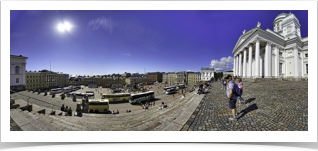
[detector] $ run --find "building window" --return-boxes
[279,63,282,74]
[277,23,279,30]
[16,78,19,83]
[15,66,20,74]
[306,64,308,74]
[305,54,308,57]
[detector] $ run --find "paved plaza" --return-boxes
[10,80,308,131]
[181,79,308,131]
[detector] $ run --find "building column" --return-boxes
[294,47,300,78]
[248,44,253,78]
[243,48,247,78]
[239,52,242,77]
[275,46,280,78]
[236,55,239,76]
[233,55,236,76]
[301,50,304,78]
[11,65,14,74]
[255,38,260,78]
[268,43,272,78]
[265,42,272,78]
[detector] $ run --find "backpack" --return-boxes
[233,82,242,96]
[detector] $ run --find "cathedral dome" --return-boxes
[273,12,288,24]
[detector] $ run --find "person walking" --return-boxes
[224,75,238,121]
[237,78,245,104]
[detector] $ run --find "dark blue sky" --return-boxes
[10,10,308,75]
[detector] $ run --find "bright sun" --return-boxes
[57,22,72,32]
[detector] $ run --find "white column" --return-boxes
[11,65,14,74]
[233,55,236,76]
[234,55,238,76]
[275,46,280,78]
[248,44,253,78]
[268,43,272,78]
[294,47,300,78]
[243,48,247,77]
[239,52,242,77]
[265,42,272,78]
[236,54,240,76]
[301,51,304,78]
[255,38,260,78]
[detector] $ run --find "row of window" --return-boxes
[27,84,44,87]
[279,63,308,74]
[26,79,59,82]
[279,52,308,58]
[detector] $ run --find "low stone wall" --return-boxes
[10,85,26,91]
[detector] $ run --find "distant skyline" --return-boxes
[10,10,308,75]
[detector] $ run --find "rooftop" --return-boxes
[201,67,214,70]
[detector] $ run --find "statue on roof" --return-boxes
[257,22,261,28]
[242,29,246,34]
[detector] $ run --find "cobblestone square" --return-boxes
[181,80,308,131]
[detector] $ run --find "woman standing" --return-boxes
[237,78,245,104]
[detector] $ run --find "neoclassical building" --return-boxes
[10,55,28,91]
[201,67,214,81]
[232,12,308,79]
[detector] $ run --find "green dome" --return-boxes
[273,12,288,24]
[275,12,288,18]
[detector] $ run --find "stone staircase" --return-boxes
[11,89,204,131]
[55,91,199,131]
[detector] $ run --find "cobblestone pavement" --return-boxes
[181,80,308,131]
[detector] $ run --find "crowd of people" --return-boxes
[60,104,72,116]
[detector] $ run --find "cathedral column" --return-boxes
[275,45,280,78]
[248,44,253,78]
[265,42,272,78]
[233,55,236,77]
[239,52,242,77]
[294,47,300,78]
[243,48,247,77]
[301,50,304,78]
[255,38,260,78]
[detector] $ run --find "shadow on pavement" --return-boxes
[237,103,258,120]
[245,98,256,104]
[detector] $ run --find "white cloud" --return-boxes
[88,16,113,34]
[210,56,234,72]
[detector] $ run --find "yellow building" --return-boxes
[162,73,168,83]
[176,72,186,83]
[25,69,69,90]
[187,72,201,85]
[167,72,177,84]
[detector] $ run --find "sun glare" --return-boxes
[57,22,72,32]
